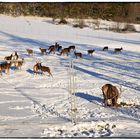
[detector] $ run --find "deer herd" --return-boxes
[0,42,124,108]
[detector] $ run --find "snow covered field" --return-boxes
[0,15,140,138]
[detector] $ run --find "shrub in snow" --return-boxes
[73,19,88,29]
[58,18,68,24]
[122,24,136,32]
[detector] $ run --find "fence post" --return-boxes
[69,59,77,125]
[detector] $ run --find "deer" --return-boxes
[69,45,75,51]
[48,45,55,51]
[60,48,70,56]
[87,49,95,56]
[15,58,24,70]
[103,46,108,51]
[4,54,13,61]
[101,84,120,107]
[54,42,59,50]
[39,48,47,55]
[53,42,62,52]
[39,63,53,77]
[26,49,33,56]
[12,51,19,66]
[33,62,41,74]
[74,52,82,58]
[48,47,56,54]
[57,45,62,52]
[114,47,123,53]
[33,62,53,77]
[12,51,19,60]
[0,61,12,75]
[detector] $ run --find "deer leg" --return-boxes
[110,99,113,106]
[48,71,53,77]
[103,95,108,107]
[41,71,44,75]
[104,99,108,107]
[7,69,10,75]
[112,98,116,107]
[114,96,118,107]
[0,70,2,76]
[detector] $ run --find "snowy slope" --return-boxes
[0,15,140,137]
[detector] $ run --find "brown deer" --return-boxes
[69,45,75,51]
[114,47,123,53]
[60,48,70,56]
[48,45,55,51]
[53,43,62,52]
[101,84,120,107]
[87,49,95,56]
[40,63,53,77]
[57,45,62,52]
[4,54,13,61]
[0,62,12,75]
[13,51,19,60]
[26,49,33,55]
[15,58,24,70]
[33,62,41,74]
[48,47,55,54]
[39,48,47,55]
[74,52,82,58]
[12,51,19,66]
[54,42,59,50]
[103,46,108,51]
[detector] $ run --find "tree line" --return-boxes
[0,3,139,23]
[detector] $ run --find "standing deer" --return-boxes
[12,51,19,66]
[54,42,59,50]
[26,49,33,56]
[0,62,12,75]
[103,46,108,51]
[74,52,82,58]
[53,42,62,52]
[33,62,41,74]
[114,47,123,53]
[69,45,75,51]
[101,84,120,107]
[15,58,24,70]
[48,45,55,51]
[4,54,13,61]
[60,48,70,56]
[12,51,19,60]
[39,48,47,55]
[48,47,55,54]
[40,63,53,77]
[57,46,62,52]
[87,49,95,56]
